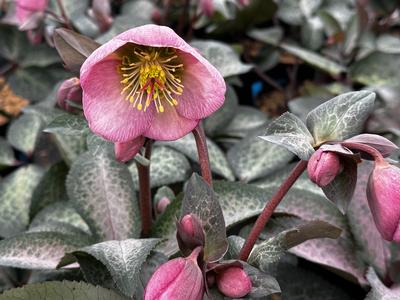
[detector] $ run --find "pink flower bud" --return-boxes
[367,161,400,242]
[176,214,205,256]
[200,0,214,16]
[156,196,171,214]
[57,78,82,112]
[216,266,252,298]
[144,247,205,300]
[307,149,341,187]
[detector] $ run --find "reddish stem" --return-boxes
[192,123,213,187]
[136,139,154,237]
[55,0,72,29]
[341,142,386,164]
[239,160,308,261]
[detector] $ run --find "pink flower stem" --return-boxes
[137,139,154,237]
[341,142,386,164]
[192,123,213,187]
[239,160,308,261]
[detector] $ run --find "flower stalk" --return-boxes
[137,139,154,237]
[239,160,308,261]
[192,124,213,187]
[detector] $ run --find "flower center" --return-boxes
[119,46,184,113]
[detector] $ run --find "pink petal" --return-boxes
[16,0,47,24]
[175,52,226,120]
[144,102,199,140]
[114,136,145,162]
[82,58,155,142]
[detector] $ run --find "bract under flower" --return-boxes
[81,25,226,162]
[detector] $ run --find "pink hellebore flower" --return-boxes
[15,0,48,29]
[367,160,400,242]
[144,247,205,300]
[80,25,225,162]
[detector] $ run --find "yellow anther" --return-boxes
[137,103,143,110]
[159,105,164,113]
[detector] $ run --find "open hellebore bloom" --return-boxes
[80,24,226,162]
[144,246,205,300]
[367,160,400,242]
[307,148,342,187]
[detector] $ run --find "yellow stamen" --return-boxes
[118,46,184,113]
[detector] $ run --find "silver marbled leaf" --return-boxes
[66,151,141,241]
[228,125,293,182]
[160,134,235,181]
[181,174,228,262]
[190,40,252,77]
[365,268,400,300]
[58,239,160,298]
[0,281,127,300]
[248,220,341,270]
[129,146,192,189]
[306,91,376,145]
[0,165,44,238]
[259,112,315,160]
[0,232,90,269]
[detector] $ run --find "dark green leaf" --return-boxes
[247,27,283,46]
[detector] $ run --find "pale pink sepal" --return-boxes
[114,136,145,162]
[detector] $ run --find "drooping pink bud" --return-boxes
[57,77,82,112]
[90,0,113,32]
[367,161,400,242]
[200,0,214,17]
[307,148,342,187]
[176,214,205,256]
[216,266,252,298]
[144,247,205,300]
[156,196,171,214]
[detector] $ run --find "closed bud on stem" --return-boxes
[155,196,171,215]
[57,77,82,112]
[177,214,205,256]
[216,266,252,298]
[307,148,341,187]
[367,160,400,242]
[144,247,205,300]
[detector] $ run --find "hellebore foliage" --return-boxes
[0,0,399,299]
